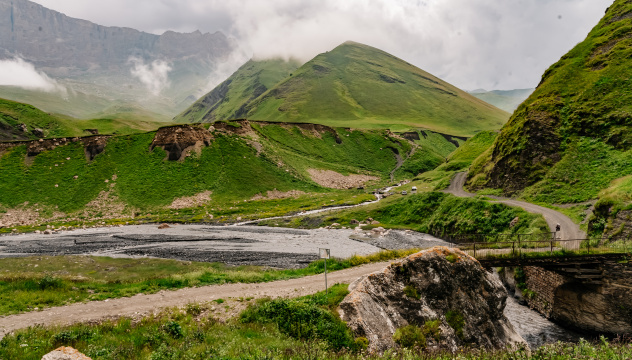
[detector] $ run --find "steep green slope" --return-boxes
[0,98,70,141]
[175,59,301,123]
[184,42,509,136]
[467,0,632,237]
[0,121,441,229]
[246,42,509,136]
[469,89,534,113]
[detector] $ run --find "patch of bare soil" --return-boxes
[250,190,306,201]
[81,191,127,219]
[0,203,65,228]
[307,169,378,189]
[168,191,213,209]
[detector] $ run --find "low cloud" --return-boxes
[33,0,611,90]
[0,57,66,93]
[129,57,172,95]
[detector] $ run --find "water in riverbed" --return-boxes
[504,293,583,349]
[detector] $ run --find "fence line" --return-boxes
[450,238,632,260]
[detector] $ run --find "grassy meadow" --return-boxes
[0,249,418,316]
[0,285,629,359]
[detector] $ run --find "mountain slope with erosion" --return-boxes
[467,0,632,238]
[181,42,509,136]
[0,121,460,230]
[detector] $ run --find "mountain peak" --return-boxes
[178,43,509,136]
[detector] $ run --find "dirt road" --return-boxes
[0,261,390,340]
[444,172,586,243]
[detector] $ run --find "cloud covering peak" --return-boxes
[31,0,612,90]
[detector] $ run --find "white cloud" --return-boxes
[32,0,612,90]
[129,58,172,95]
[0,57,66,93]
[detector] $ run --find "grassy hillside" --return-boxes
[467,0,632,237]
[182,42,509,136]
[175,59,301,123]
[469,89,534,113]
[0,121,460,230]
[0,98,167,141]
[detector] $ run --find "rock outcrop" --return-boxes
[339,247,526,353]
[151,125,213,161]
[41,346,91,360]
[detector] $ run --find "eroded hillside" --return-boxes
[0,121,461,230]
[467,0,632,238]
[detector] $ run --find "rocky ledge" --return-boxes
[339,247,526,353]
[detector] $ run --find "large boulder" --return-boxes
[42,346,91,360]
[339,247,526,353]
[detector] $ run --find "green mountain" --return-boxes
[467,0,632,237]
[174,59,301,123]
[469,89,534,113]
[0,98,166,141]
[180,42,510,137]
[0,121,462,230]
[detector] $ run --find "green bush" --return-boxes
[239,289,357,350]
[445,310,465,340]
[393,325,426,349]
[403,285,420,300]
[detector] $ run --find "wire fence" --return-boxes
[443,232,556,244]
[453,238,632,260]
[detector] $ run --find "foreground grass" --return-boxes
[1,286,630,359]
[0,249,418,316]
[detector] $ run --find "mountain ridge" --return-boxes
[179,41,510,137]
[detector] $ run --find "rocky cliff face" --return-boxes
[339,247,526,353]
[0,0,234,118]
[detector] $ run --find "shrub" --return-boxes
[393,325,426,348]
[445,310,465,340]
[240,298,356,350]
[164,321,183,339]
[403,285,420,299]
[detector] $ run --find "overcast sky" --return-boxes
[31,0,612,91]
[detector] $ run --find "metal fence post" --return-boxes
[473,242,477,258]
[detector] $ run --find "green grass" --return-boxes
[175,59,301,123]
[0,97,167,141]
[470,0,632,200]
[520,138,632,204]
[315,192,548,238]
[1,302,630,359]
[240,284,358,350]
[1,120,452,229]
[204,42,510,136]
[0,249,420,316]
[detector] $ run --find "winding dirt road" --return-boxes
[445,172,586,242]
[0,261,390,340]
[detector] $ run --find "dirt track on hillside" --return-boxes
[445,172,586,244]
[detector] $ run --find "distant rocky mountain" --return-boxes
[179,42,510,137]
[0,0,234,119]
[468,88,534,113]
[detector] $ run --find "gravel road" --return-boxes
[445,172,586,245]
[0,261,391,340]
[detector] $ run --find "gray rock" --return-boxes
[32,128,45,137]
[339,247,526,353]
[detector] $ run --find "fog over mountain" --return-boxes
[0,0,235,119]
[30,0,611,91]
